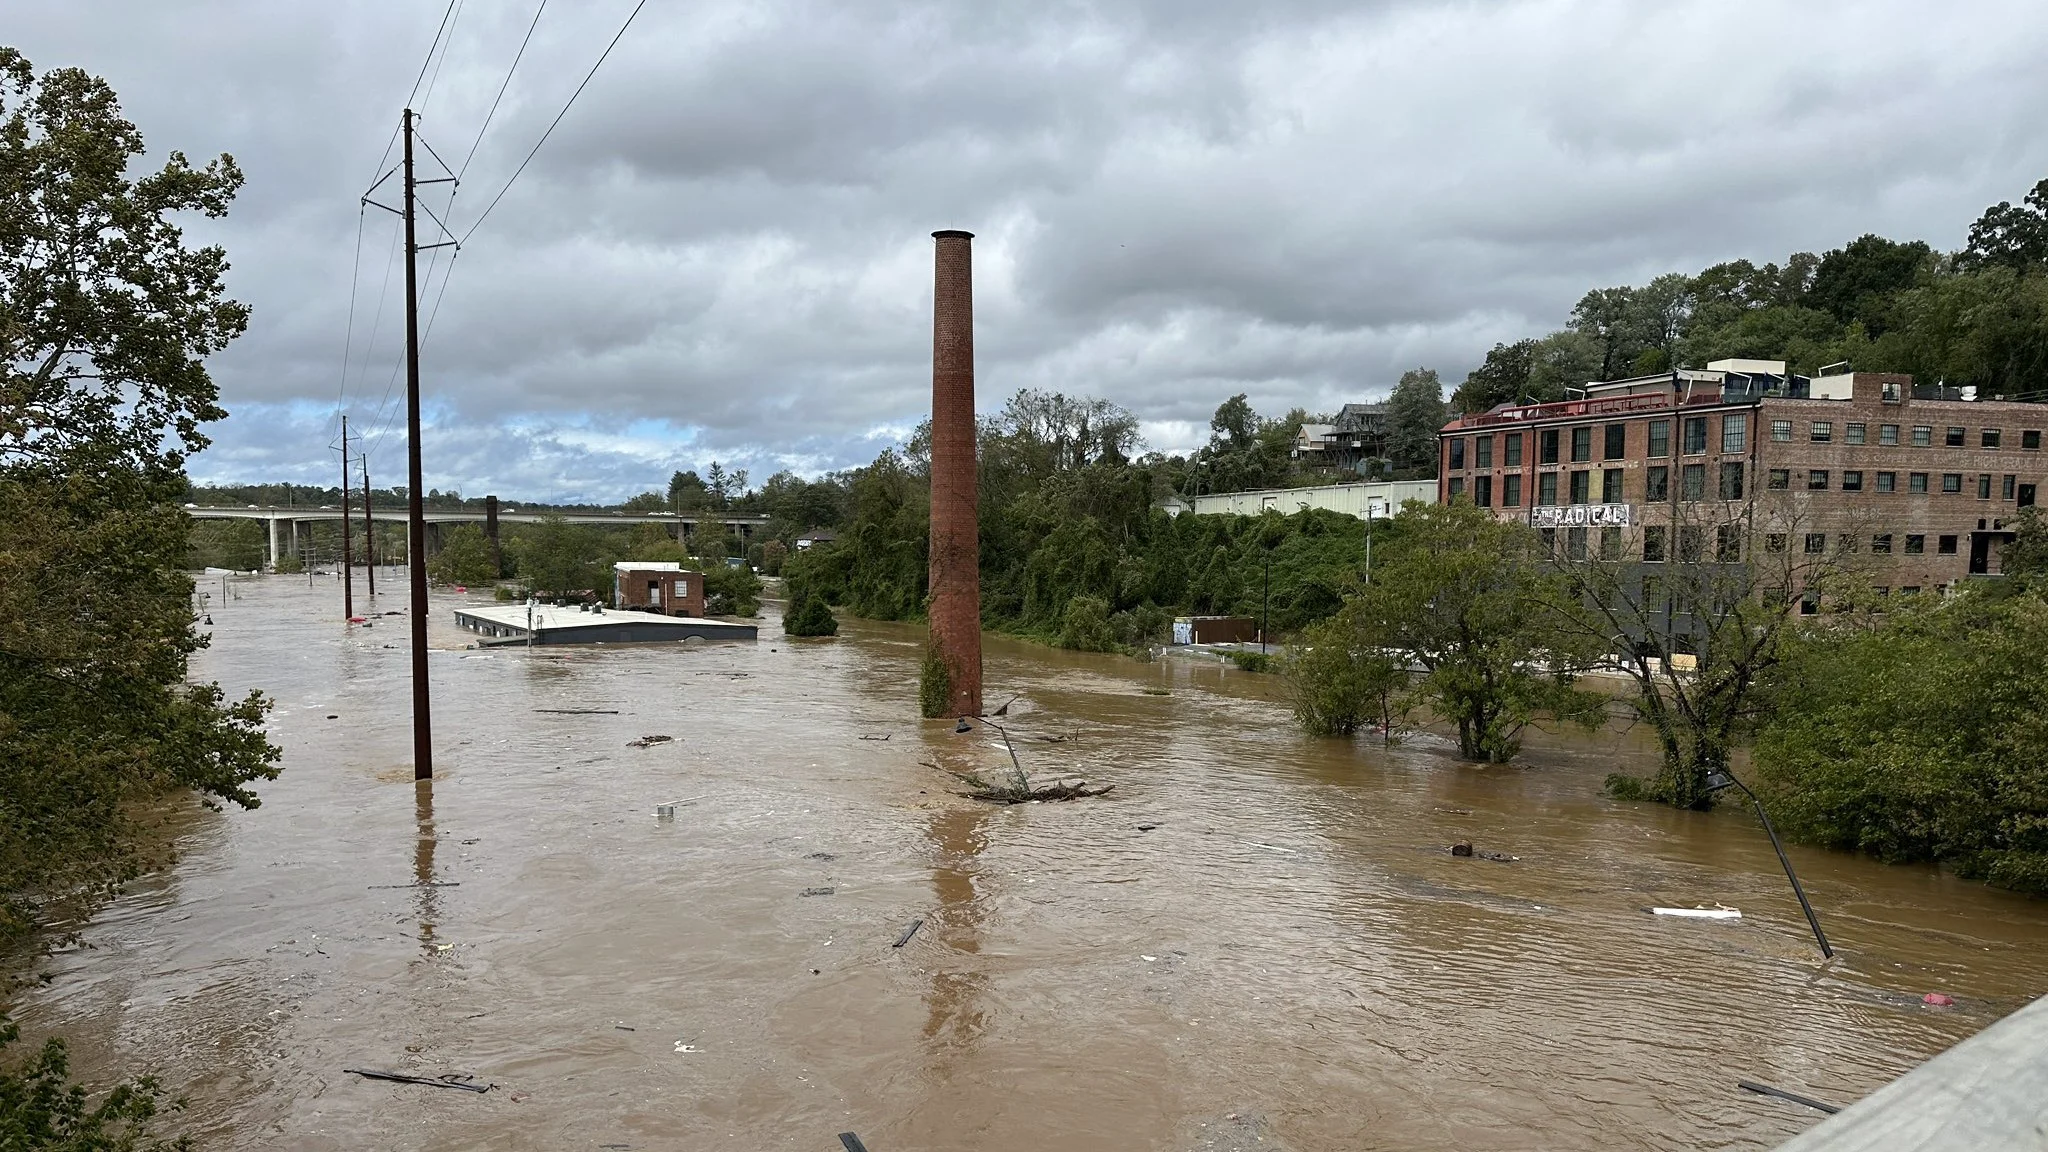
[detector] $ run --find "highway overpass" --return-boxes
[187,505,772,570]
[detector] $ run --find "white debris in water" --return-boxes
[1653,906,1741,919]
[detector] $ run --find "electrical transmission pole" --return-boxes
[402,108,434,781]
[341,414,354,621]
[362,457,375,598]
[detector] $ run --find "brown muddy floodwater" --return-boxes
[13,575,2048,1151]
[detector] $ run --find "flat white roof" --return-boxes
[613,561,684,572]
[454,604,754,632]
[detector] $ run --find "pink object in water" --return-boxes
[455,585,468,593]
[348,616,367,624]
[1923,993,1955,1006]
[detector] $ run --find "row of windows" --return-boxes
[1538,525,1964,565]
[1446,419,2047,470]
[1448,465,2039,507]
[1771,420,2043,449]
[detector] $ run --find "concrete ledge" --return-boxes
[1773,994,2048,1150]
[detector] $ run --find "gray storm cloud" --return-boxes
[12,0,2048,501]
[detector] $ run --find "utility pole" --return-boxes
[362,457,376,598]
[341,414,354,621]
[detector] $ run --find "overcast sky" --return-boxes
[15,1,2048,501]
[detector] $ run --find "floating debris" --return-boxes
[627,735,674,748]
[345,1068,493,1093]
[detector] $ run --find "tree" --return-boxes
[1209,393,1258,450]
[2003,507,2048,586]
[703,563,762,617]
[1806,234,1934,332]
[1284,604,1406,739]
[668,469,710,512]
[0,47,279,944]
[1958,177,2048,274]
[1383,368,1447,477]
[427,524,499,585]
[620,490,666,512]
[508,515,611,597]
[1448,339,1538,414]
[1548,493,1867,809]
[185,518,263,570]
[1347,502,1604,761]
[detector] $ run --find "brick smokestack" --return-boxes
[928,229,981,717]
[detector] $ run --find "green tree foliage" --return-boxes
[620,490,666,512]
[917,641,951,718]
[780,558,838,636]
[184,519,262,570]
[506,515,612,597]
[1344,502,1605,762]
[759,539,789,576]
[1283,605,1405,737]
[702,563,761,617]
[1383,368,1447,477]
[1957,177,2048,274]
[1448,339,1539,414]
[2002,507,2048,586]
[1755,590,2048,894]
[0,47,280,944]
[426,524,499,586]
[0,1017,191,1151]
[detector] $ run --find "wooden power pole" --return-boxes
[401,107,448,782]
[341,414,354,621]
[362,458,375,598]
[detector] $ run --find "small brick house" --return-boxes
[612,562,706,617]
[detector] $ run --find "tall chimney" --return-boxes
[927,229,981,718]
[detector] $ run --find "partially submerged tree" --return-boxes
[1345,501,1605,762]
[427,524,499,586]
[1283,604,1406,740]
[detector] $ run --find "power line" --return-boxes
[461,0,548,179]
[405,0,462,109]
[461,0,648,244]
[331,205,368,442]
[417,0,468,113]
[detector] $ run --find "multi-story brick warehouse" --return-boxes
[1436,359,2047,594]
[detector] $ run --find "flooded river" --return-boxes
[13,575,2047,1150]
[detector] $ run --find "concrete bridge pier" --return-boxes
[267,517,283,572]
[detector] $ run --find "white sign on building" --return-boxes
[1530,504,1633,528]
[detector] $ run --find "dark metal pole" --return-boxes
[341,414,354,620]
[402,109,434,782]
[362,458,375,598]
[1732,775,1832,959]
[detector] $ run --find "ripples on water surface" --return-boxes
[15,577,2046,1150]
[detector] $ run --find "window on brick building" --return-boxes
[1765,532,1788,554]
[1946,426,1966,447]
[1715,524,1742,562]
[1449,438,1466,469]
[1938,534,1959,554]
[1682,463,1706,500]
[1810,421,1833,443]
[1722,413,1748,454]
[1538,472,1558,506]
[1913,425,1932,446]
[2004,474,2017,500]
[1503,474,1521,507]
[1646,465,1668,501]
[1475,436,1492,468]
[1942,473,1962,493]
[1569,470,1590,503]
[1540,527,1557,556]
[1505,432,1523,466]
[1599,470,1622,502]
[1642,575,1664,611]
[1720,462,1744,500]
[1983,429,2003,448]
[1872,533,1893,554]
[1540,429,1560,464]
[1604,424,1626,460]
[1842,470,1863,492]
[1910,472,1929,493]
[1838,533,1859,554]
[1808,469,1830,491]
[1684,417,1708,454]
[1571,427,1592,462]
[1880,424,1900,445]
[1978,474,1993,499]
[1876,471,1896,492]
[2025,430,2042,451]
[1475,476,1492,507]
[1599,526,1623,561]
[1642,525,1666,563]
[1448,477,1464,499]
[1565,526,1588,561]
[1770,419,1792,442]
[1901,585,1921,594]
[1905,534,1925,554]
[1846,422,1866,445]
[1768,468,1790,490]
[1678,526,1704,563]
[1804,533,1825,555]
[1648,420,1670,457]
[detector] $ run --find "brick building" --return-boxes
[1437,360,2047,595]
[612,562,706,617]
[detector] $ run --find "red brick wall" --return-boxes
[928,230,982,716]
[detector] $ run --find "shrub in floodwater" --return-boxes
[1227,650,1276,673]
[782,590,838,637]
[0,1016,191,1150]
[1056,595,1115,652]
[1283,610,1406,739]
[918,641,951,718]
